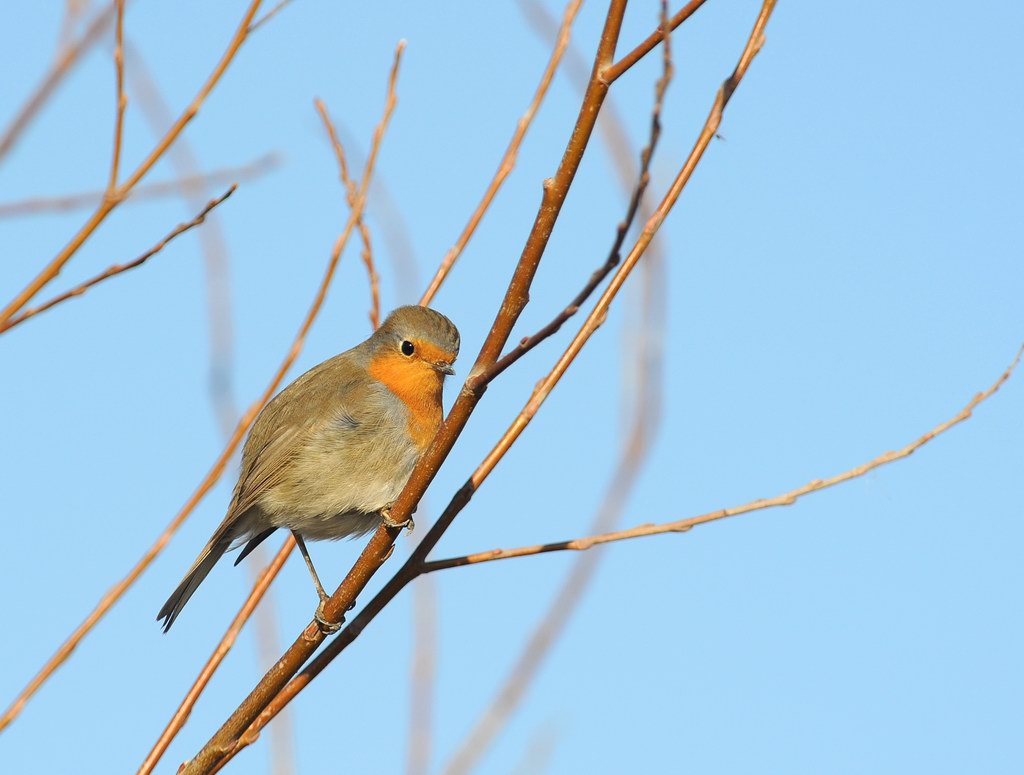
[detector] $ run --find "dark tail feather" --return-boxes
[234,527,277,566]
[157,528,235,632]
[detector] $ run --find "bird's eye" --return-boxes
[401,340,415,356]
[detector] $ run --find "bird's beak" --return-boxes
[436,362,455,376]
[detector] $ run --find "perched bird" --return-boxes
[158,305,460,632]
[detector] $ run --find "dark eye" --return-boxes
[401,340,415,356]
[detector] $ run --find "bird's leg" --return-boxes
[291,531,341,634]
[380,502,414,533]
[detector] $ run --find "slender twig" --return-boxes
[107,0,126,191]
[316,99,379,330]
[605,0,708,84]
[0,187,235,334]
[425,344,1023,572]
[418,0,584,306]
[137,538,294,775]
[136,45,405,774]
[213,3,773,764]
[186,5,630,771]
[0,154,278,218]
[249,0,295,33]
[0,1,116,164]
[442,7,672,771]
[0,0,264,329]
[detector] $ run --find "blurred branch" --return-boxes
[424,343,1023,571]
[0,1,115,165]
[442,5,672,770]
[0,154,278,218]
[0,0,264,329]
[106,0,126,191]
[204,0,761,766]
[0,186,236,334]
[418,0,584,305]
[249,0,295,33]
[188,3,632,770]
[316,99,380,330]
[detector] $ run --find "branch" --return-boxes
[187,4,631,771]
[0,1,115,164]
[0,154,278,218]
[605,0,708,84]
[418,0,584,306]
[424,343,1023,572]
[107,0,127,191]
[211,2,775,763]
[0,0,264,329]
[0,186,235,334]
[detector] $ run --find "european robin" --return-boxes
[158,305,460,631]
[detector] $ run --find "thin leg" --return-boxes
[292,531,328,602]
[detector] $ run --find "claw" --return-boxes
[381,504,414,533]
[314,600,343,635]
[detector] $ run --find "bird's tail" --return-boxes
[157,526,236,632]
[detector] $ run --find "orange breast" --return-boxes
[368,352,444,451]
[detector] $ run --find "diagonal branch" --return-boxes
[0,186,236,334]
[424,343,1023,572]
[605,0,708,83]
[107,0,127,191]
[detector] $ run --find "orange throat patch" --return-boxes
[368,352,444,451]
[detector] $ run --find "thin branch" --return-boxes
[0,0,264,329]
[137,538,294,775]
[315,99,380,330]
[0,154,278,218]
[418,0,584,306]
[186,4,630,770]
[249,0,295,33]
[212,2,774,763]
[425,344,1024,571]
[107,0,127,191]
[0,1,116,164]
[135,44,406,774]
[0,186,236,334]
[605,0,708,84]
[442,6,672,771]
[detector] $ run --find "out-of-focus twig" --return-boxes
[316,99,380,330]
[441,5,673,770]
[418,0,584,306]
[424,343,1023,571]
[106,0,126,191]
[0,0,264,329]
[0,186,236,334]
[249,0,295,33]
[0,1,116,165]
[0,154,278,218]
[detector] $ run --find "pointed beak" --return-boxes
[436,362,456,376]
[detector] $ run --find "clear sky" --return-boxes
[1,2,1021,774]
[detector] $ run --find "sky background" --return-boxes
[1,1,1022,774]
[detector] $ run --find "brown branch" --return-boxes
[425,343,1023,572]
[137,538,294,775]
[0,1,115,164]
[186,4,631,771]
[211,2,775,764]
[442,6,672,771]
[605,0,708,84]
[0,0,263,329]
[249,0,295,33]
[107,0,127,191]
[0,186,236,334]
[418,0,584,306]
[0,154,278,218]
[315,99,380,330]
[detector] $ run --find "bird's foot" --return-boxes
[381,504,414,533]
[314,599,343,635]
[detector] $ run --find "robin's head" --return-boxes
[371,305,460,377]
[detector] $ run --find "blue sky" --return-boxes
[1,2,1021,774]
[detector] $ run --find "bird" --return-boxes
[157,305,460,632]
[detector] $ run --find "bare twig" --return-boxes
[418,0,584,306]
[0,0,264,329]
[316,99,380,330]
[249,0,295,33]
[0,1,115,164]
[107,0,127,191]
[0,186,236,334]
[186,4,631,771]
[605,0,708,84]
[425,344,1023,571]
[211,3,773,764]
[0,154,278,218]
